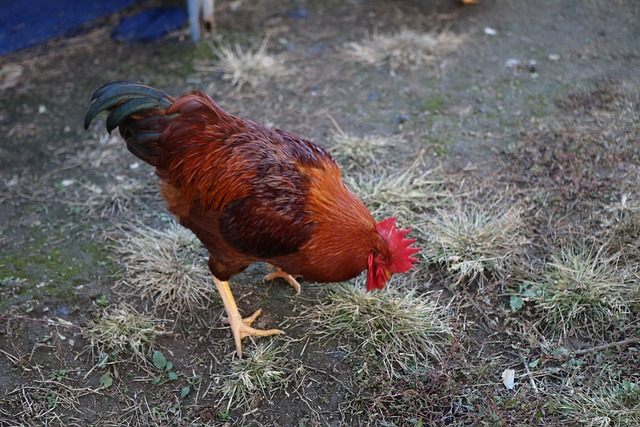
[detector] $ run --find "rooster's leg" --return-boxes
[263,266,302,294]
[213,276,283,357]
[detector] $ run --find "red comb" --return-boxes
[376,217,421,273]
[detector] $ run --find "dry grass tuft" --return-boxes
[61,135,154,217]
[219,340,291,411]
[306,281,452,379]
[112,222,216,319]
[528,246,633,338]
[559,380,640,427]
[329,131,399,171]
[598,194,640,264]
[84,304,164,367]
[80,176,150,217]
[345,29,464,73]
[66,134,128,170]
[1,382,96,426]
[344,154,450,221]
[418,203,528,284]
[201,38,289,89]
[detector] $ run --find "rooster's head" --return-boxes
[366,217,420,291]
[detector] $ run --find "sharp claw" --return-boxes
[263,268,302,294]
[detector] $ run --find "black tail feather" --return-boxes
[84,81,174,130]
[85,93,135,129]
[85,81,175,166]
[106,97,170,133]
[91,80,131,100]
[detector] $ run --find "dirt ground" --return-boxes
[1,0,639,426]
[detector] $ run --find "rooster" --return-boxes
[84,82,420,356]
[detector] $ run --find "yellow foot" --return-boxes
[230,308,283,358]
[264,267,302,294]
[213,276,283,357]
[461,0,478,4]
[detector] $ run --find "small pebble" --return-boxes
[5,175,18,188]
[55,306,70,316]
[505,58,520,68]
[484,27,497,36]
[395,114,409,124]
[286,7,309,19]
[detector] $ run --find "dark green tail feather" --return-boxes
[89,81,169,102]
[106,97,169,133]
[84,93,136,129]
[85,81,175,166]
[84,81,174,130]
[90,80,131,101]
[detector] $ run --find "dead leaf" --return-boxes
[0,64,24,90]
[501,368,516,390]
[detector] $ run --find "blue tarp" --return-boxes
[0,1,187,56]
[0,0,137,55]
[112,8,186,42]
